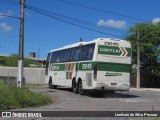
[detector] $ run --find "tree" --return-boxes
[126,22,160,87]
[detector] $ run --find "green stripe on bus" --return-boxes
[97,62,130,73]
[126,48,132,57]
[78,62,130,73]
[50,62,131,73]
[50,64,65,71]
[78,62,96,71]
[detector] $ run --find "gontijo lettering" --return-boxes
[100,48,121,53]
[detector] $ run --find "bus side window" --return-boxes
[88,45,94,60]
[74,47,80,61]
[53,52,58,63]
[64,50,68,62]
[79,46,88,61]
[56,51,61,63]
[70,48,75,61]
[65,49,71,62]
[84,46,88,60]
[61,50,65,62]
[79,46,83,61]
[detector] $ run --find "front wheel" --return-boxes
[49,78,57,89]
[49,79,52,88]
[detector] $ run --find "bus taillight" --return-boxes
[94,64,97,81]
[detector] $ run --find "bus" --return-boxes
[44,38,132,95]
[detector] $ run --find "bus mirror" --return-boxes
[42,59,46,66]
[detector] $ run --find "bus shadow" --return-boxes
[56,87,139,98]
[55,87,73,92]
[84,91,139,98]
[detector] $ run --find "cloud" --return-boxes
[152,18,160,24]
[0,10,14,32]
[97,19,127,29]
[0,23,13,32]
[0,10,13,19]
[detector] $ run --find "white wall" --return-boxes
[0,67,45,84]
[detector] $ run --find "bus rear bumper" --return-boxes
[94,82,130,91]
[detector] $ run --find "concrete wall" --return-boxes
[0,67,45,84]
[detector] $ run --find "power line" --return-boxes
[59,0,151,22]
[0,0,126,37]
[0,13,20,19]
[0,0,19,6]
[26,6,124,38]
[0,0,19,19]
[26,5,127,33]
[0,0,127,34]
[0,0,150,23]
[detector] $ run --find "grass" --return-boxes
[144,118,160,120]
[26,83,45,86]
[0,81,53,110]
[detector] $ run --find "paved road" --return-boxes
[26,85,160,111]
[2,85,160,120]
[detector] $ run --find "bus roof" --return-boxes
[49,38,130,53]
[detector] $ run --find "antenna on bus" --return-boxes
[80,38,83,42]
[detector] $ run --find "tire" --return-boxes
[78,80,84,95]
[49,79,52,89]
[53,85,57,89]
[72,80,78,94]
[49,78,57,89]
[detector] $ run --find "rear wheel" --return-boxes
[78,80,84,95]
[72,80,78,94]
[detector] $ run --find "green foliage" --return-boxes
[0,54,38,67]
[126,22,160,85]
[0,81,53,110]
[5,54,18,67]
[147,117,160,120]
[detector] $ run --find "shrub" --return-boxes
[0,81,53,110]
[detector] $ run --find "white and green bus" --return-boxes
[44,38,132,95]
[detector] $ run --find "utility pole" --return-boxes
[38,48,40,67]
[17,0,25,87]
[137,30,140,88]
[38,48,40,60]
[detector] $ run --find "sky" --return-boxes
[0,0,160,59]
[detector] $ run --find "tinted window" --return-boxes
[50,43,95,63]
[73,47,80,61]
[45,52,51,75]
